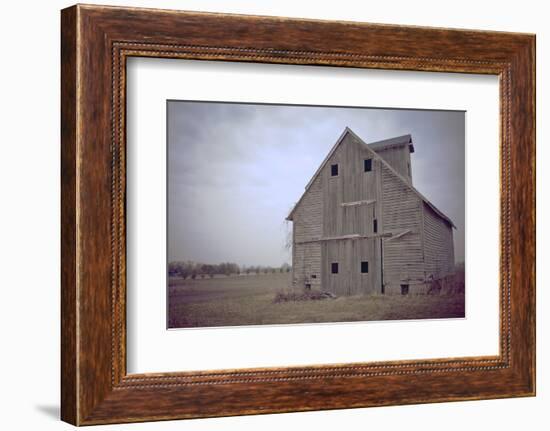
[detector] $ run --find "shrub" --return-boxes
[273,290,336,303]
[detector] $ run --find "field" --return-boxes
[168,272,465,328]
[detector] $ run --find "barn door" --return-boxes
[358,238,378,294]
[323,238,380,296]
[322,239,352,296]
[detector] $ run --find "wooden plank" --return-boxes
[296,232,392,244]
[423,203,455,279]
[320,134,381,293]
[380,164,425,289]
[291,174,324,288]
[373,145,412,184]
[341,199,376,207]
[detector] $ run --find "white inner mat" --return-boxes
[126,58,500,374]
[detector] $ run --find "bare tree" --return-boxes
[283,218,293,253]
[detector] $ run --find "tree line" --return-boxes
[169,261,291,279]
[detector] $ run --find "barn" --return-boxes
[286,127,455,295]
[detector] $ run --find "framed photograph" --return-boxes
[165,102,465,329]
[61,4,535,425]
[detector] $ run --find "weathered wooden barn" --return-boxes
[287,127,455,295]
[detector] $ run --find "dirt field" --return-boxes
[168,272,465,328]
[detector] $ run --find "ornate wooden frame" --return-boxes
[61,4,535,425]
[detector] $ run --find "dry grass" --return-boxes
[273,290,336,303]
[168,272,465,329]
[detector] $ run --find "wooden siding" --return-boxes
[293,175,323,243]
[290,130,454,296]
[291,175,323,288]
[322,134,381,238]
[292,242,322,288]
[373,146,412,184]
[319,134,383,294]
[322,238,380,295]
[380,164,425,292]
[422,202,455,279]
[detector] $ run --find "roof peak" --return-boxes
[341,127,414,153]
[287,127,454,228]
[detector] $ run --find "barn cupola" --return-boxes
[367,134,414,184]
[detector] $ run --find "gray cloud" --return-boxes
[168,101,465,266]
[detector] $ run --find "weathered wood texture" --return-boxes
[374,145,412,184]
[422,203,455,280]
[291,129,453,295]
[61,4,535,425]
[323,134,380,293]
[292,176,323,288]
[322,134,380,238]
[380,163,425,292]
[322,238,380,295]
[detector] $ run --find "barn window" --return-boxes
[373,219,378,233]
[361,261,369,273]
[364,158,372,172]
[401,284,409,295]
[331,262,339,274]
[331,164,339,176]
[311,274,317,279]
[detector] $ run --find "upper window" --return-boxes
[331,164,339,176]
[361,261,369,273]
[331,262,339,274]
[364,159,372,172]
[373,219,378,233]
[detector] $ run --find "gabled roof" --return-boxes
[368,134,415,153]
[287,127,455,228]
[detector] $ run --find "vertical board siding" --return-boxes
[320,135,381,294]
[423,202,455,279]
[323,134,379,238]
[322,238,379,295]
[381,164,425,291]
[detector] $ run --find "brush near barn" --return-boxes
[287,127,455,296]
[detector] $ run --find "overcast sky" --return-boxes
[168,101,465,267]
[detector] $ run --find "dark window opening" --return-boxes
[311,274,317,279]
[331,262,339,274]
[401,284,409,295]
[305,283,311,290]
[364,159,372,172]
[361,261,369,273]
[373,219,378,233]
[331,164,339,176]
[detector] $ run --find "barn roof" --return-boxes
[286,127,455,228]
[368,134,415,153]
